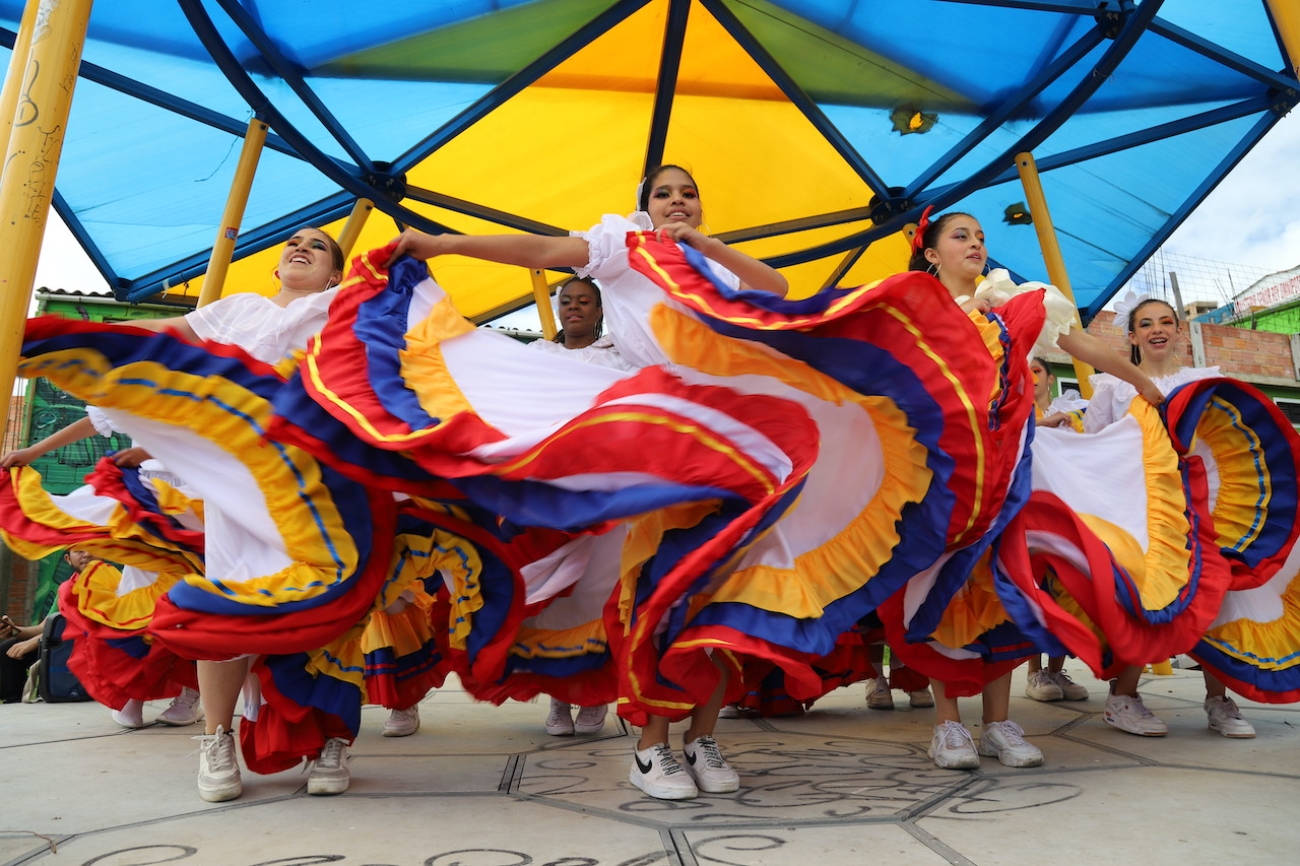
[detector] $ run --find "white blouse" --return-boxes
[184,290,337,366]
[968,268,1079,359]
[1084,366,1220,433]
[574,214,740,370]
[529,334,638,372]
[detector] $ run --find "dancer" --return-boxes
[1022,357,1090,703]
[893,210,1163,770]
[13,227,386,802]
[532,276,631,737]
[2,411,203,727]
[1087,295,1255,738]
[135,227,355,798]
[384,165,788,799]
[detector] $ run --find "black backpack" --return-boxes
[38,614,92,703]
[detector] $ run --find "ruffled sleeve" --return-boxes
[574,214,640,282]
[85,405,117,437]
[1083,372,1127,433]
[183,294,236,342]
[974,268,1077,356]
[1046,388,1088,416]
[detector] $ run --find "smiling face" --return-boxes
[278,228,342,292]
[1128,300,1180,366]
[644,167,703,230]
[924,214,987,286]
[557,279,602,342]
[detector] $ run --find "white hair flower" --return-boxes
[1112,289,1150,337]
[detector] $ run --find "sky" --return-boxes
[31,107,1300,318]
[1157,108,1300,279]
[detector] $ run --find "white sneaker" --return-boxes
[1025,670,1064,702]
[382,705,420,737]
[928,720,980,769]
[682,734,740,794]
[908,688,935,708]
[630,742,698,800]
[865,676,894,710]
[573,704,607,734]
[545,698,574,736]
[156,687,204,726]
[978,720,1044,767]
[1205,696,1256,738]
[307,738,351,795]
[195,726,242,802]
[1049,670,1090,701]
[1104,690,1168,736]
[112,699,145,729]
[717,703,742,719]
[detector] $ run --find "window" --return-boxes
[1274,399,1300,429]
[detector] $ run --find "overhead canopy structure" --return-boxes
[1,0,1296,322]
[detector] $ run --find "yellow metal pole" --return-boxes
[1266,0,1300,78]
[531,268,557,341]
[336,198,373,259]
[0,0,95,440]
[0,0,40,145]
[1015,151,1095,399]
[196,117,269,308]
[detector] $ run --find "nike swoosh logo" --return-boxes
[635,753,654,775]
[686,750,698,767]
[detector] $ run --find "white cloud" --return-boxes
[1162,108,1300,274]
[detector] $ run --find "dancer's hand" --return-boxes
[654,222,718,255]
[1139,382,1166,407]
[111,447,151,468]
[1038,412,1071,428]
[0,446,39,469]
[386,230,444,266]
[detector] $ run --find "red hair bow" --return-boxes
[910,205,934,253]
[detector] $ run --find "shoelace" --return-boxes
[313,738,348,770]
[195,731,235,773]
[652,743,687,775]
[1213,697,1243,719]
[691,736,727,769]
[992,720,1028,744]
[939,721,975,750]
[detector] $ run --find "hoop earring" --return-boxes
[698,222,712,237]
[927,262,940,277]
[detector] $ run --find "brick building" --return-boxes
[1043,309,1300,423]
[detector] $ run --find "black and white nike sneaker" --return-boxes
[629,742,698,799]
[682,734,739,794]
